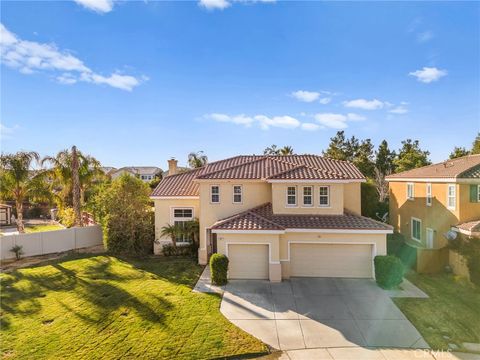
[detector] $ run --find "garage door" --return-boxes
[228,244,269,279]
[290,243,373,278]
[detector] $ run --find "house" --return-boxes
[0,204,13,226]
[110,166,162,182]
[386,154,480,273]
[151,155,392,282]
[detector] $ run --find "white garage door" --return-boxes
[228,244,269,280]
[290,243,373,278]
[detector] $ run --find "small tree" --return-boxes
[472,133,480,155]
[160,223,182,248]
[90,174,154,255]
[449,146,470,159]
[393,139,431,173]
[185,218,200,245]
[188,151,208,168]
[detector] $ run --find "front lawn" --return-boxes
[0,255,267,359]
[393,272,480,352]
[24,223,63,233]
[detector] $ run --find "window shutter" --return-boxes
[470,185,478,202]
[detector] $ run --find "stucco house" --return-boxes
[151,155,392,282]
[110,166,162,182]
[386,154,480,274]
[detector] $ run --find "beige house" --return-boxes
[386,154,480,273]
[151,155,392,282]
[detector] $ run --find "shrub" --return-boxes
[210,254,229,286]
[27,206,43,219]
[449,234,480,286]
[10,245,24,260]
[58,207,75,228]
[387,233,417,271]
[374,255,405,289]
[162,242,198,257]
[361,181,388,220]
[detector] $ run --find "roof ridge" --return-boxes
[267,155,340,178]
[265,164,306,179]
[195,156,284,179]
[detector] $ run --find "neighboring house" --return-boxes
[151,155,392,282]
[111,166,162,182]
[0,204,13,226]
[99,167,117,177]
[386,154,480,273]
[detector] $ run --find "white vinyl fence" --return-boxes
[0,225,103,260]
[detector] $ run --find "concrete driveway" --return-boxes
[220,278,429,351]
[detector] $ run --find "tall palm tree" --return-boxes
[71,146,82,226]
[188,151,208,168]
[279,146,294,155]
[160,223,183,248]
[0,151,50,233]
[42,148,102,209]
[184,218,200,245]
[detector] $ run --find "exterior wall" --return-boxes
[389,181,460,249]
[216,233,281,282]
[198,181,272,264]
[343,182,361,215]
[459,184,480,222]
[0,225,103,260]
[153,198,200,254]
[278,232,387,279]
[271,183,344,215]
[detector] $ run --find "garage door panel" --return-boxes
[290,243,372,278]
[228,244,269,280]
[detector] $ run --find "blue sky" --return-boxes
[1,0,479,169]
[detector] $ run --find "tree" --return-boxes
[375,140,396,175]
[0,152,50,233]
[353,138,375,178]
[71,146,82,226]
[42,148,102,209]
[322,131,349,160]
[279,146,295,155]
[393,139,431,173]
[449,147,470,159]
[188,151,208,168]
[90,174,154,255]
[472,133,480,155]
[160,224,182,248]
[264,145,279,155]
[185,218,200,245]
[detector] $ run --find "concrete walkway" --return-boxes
[220,278,429,351]
[192,266,225,294]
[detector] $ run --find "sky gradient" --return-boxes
[1,1,479,169]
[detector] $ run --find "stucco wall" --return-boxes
[459,184,480,222]
[343,182,362,215]
[271,183,344,215]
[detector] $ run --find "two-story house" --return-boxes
[110,166,162,182]
[151,155,392,282]
[386,154,480,273]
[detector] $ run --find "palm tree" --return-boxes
[71,146,81,226]
[264,144,279,155]
[0,151,50,233]
[188,151,208,168]
[184,218,200,245]
[160,223,183,248]
[42,148,102,209]
[279,146,294,155]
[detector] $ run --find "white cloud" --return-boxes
[207,113,255,126]
[343,98,385,110]
[199,0,274,10]
[0,122,19,139]
[409,67,447,83]
[314,113,348,129]
[73,0,115,13]
[417,30,434,43]
[389,106,409,114]
[0,23,144,91]
[346,113,366,121]
[205,113,306,130]
[300,123,321,131]
[319,97,331,104]
[291,90,320,103]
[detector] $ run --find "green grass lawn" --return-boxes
[24,223,64,233]
[393,272,480,352]
[0,255,267,359]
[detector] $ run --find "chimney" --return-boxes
[168,158,178,176]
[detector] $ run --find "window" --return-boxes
[411,217,421,242]
[426,228,434,249]
[319,186,330,207]
[407,183,414,200]
[211,186,220,203]
[172,208,193,243]
[426,183,432,206]
[447,184,456,210]
[286,186,297,206]
[233,185,242,204]
[303,186,313,206]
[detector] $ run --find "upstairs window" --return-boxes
[287,186,297,206]
[211,185,220,203]
[407,183,414,200]
[233,185,242,204]
[447,184,456,210]
[426,183,432,206]
[303,186,313,206]
[319,186,330,207]
[173,208,193,218]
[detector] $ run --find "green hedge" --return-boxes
[210,254,229,286]
[374,255,405,289]
[387,233,417,271]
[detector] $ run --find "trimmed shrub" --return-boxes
[374,255,405,289]
[162,243,198,257]
[387,233,417,271]
[210,254,229,286]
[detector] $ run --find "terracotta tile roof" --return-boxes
[386,154,480,180]
[455,219,480,234]
[211,203,392,231]
[152,155,364,197]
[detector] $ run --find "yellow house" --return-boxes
[386,154,480,273]
[151,155,392,282]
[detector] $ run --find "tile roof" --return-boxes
[152,155,364,197]
[211,203,392,231]
[386,154,480,180]
[455,219,480,234]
